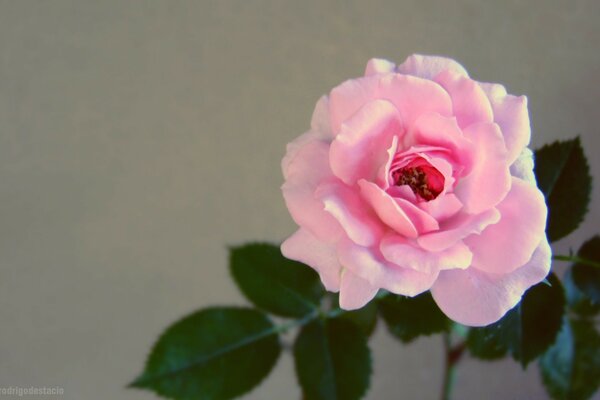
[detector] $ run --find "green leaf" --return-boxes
[534,137,591,242]
[466,273,565,367]
[539,318,600,400]
[294,318,371,400]
[564,268,600,317]
[467,326,508,361]
[130,307,281,400]
[571,236,600,305]
[332,295,378,337]
[230,243,324,318]
[378,292,449,343]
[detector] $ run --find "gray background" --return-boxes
[0,1,599,399]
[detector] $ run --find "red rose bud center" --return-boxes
[392,160,445,201]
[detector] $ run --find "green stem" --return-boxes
[276,310,320,334]
[440,332,466,400]
[553,254,600,269]
[275,305,351,334]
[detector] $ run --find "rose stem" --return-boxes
[552,254,600,268]
[440,330,466,400]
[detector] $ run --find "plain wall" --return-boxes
[0,1,599,399]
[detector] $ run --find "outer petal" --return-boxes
[510,147,536,184]
[434,70,493,128]
[281,131,320,179]
[378,74,453,128]
[281,135,343,242]
[380,234,472,274]
[317,182,384,247]
[454,122,511,214]
[431,239,551,326]
[365,58,396,76]
[465,177,547,274]
[480,82,531,165]
[337,240,439,296]
[281,229,341,292]
[339,269,379,310]
[358,180,418,238]
[397,54,469,80]
[311,95,334,139]
[329,99,402,184]
[417,208,500,252]
[329,75,380,134]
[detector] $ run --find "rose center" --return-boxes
[392,164,444,201]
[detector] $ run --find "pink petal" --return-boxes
[311,95,334,139]
[337,240,439,297]
[339,269,379,310]
[510,147,536,184]
[395,198,440,234]
[364,58,396,76]
[281,229,342,292]
[376,135,400,189]
[434,70,493,128]
[394,144,451,159]
[417,208,500,252]
[380,234,472,274]
[407,112,473,171]
[378,74,453,128]
[431,239,551,326]
[358,180,418,238]
[329,75,380,134]
[454,122,511,214]
[281,135,343,242]
[281,131,321,180]
[479,82,531,165]
[386,185,418,203]
[317,182,385,247]
[465,177,548,274]
[397,54,469,80]
[425,154,455,193]
[329,99,402,185]
[418,193,463,222]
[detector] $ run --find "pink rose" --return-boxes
[280,55,550,327]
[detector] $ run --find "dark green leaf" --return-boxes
[564,268,600,317]
[572,236,600,305]
[467,326,508,360]
[294,318,371,400]
[539,318,600,400]
[332,295,378,337]
[230,243,324,318]
[130,307,281,400]
[534,137,591,242]
[378,292,449,343]
[467,273,565,367]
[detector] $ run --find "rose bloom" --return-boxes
[281,55,550,326]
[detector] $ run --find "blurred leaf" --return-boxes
[230,243,324,318]
[378,292,449,343]
[467,273,565,367]
[564,268,600,317]
[333,296,378,337]
[534,137,591,242]
[294,318,371,400]
[571,236,600,305]
[467,326,508,361]
[130,307,281,400]
[539,318,600,400]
